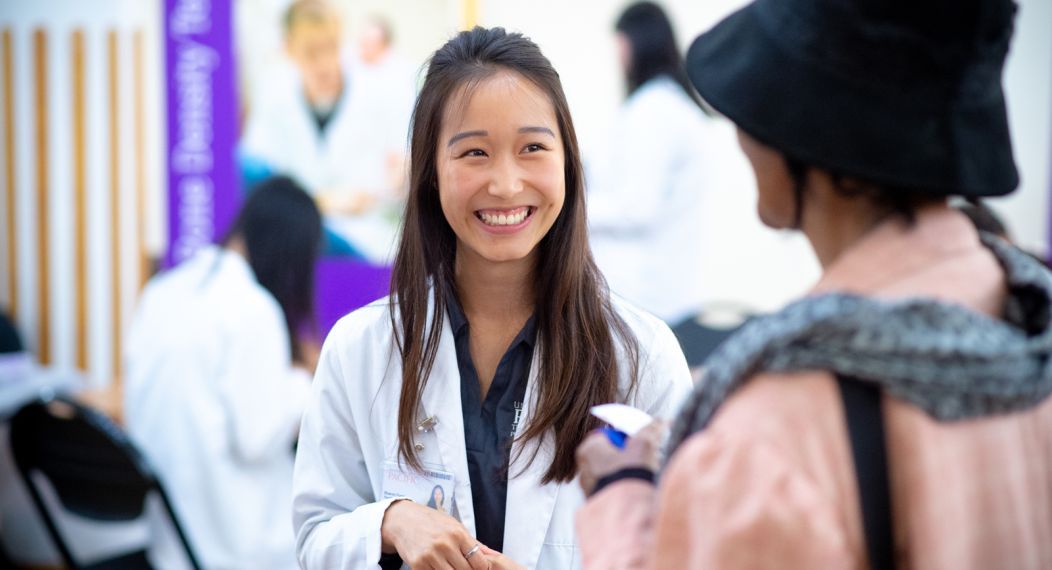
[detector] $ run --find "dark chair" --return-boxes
[9,395,202,570]
[0,539,14,569]
[672,302,755,369]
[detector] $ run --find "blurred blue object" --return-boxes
[323,226,368,259]
[600,426,627,449]
[239,152,275,190]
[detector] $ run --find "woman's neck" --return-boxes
[225,235,248,260]
[453,246,536,323]
[800,174,920,269]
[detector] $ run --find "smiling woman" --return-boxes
[291,26,692,570]
[438,70,565,262]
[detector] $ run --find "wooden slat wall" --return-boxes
[73,29,88,370]
[108,29,121,379]
[3,6,162,387]
[2,29,16,318]
[33,29,50,365]
[134,30,148,290]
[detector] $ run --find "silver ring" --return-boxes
[464,543,482,559]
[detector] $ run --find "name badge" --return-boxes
[382,460,456,514]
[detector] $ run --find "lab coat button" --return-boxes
[414,443,425,451]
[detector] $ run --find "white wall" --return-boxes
[998,0,1052,255]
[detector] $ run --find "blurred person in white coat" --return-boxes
[588,2,716,325]
[351,15,417,114]
[123,177,322,569]
[240,1,414,261]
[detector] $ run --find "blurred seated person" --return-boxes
[240,0,413,225]
[123,177,322,569]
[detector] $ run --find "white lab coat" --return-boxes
[588,76,717,324]
[240,61,414,198]
[124,246,310,569]
[292,294,692,569]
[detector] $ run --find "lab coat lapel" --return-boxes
[418,313,475,534]
[503,349,559,567]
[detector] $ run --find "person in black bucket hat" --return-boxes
[687,0,1020,201]
[574,0,1052,568]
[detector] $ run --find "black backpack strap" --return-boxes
[836,375,894,570]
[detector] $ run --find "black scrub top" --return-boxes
[446,294,535,553]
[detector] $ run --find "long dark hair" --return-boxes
[616,1,702,108]
[390,27,640,484]
[224,175,322,362]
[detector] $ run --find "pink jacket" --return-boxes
[576,207,1052,569]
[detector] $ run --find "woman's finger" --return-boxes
[453,535,486,570]
[464,541,491,570]
[577,431,615,461]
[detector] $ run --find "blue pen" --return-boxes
[600,425,628,449]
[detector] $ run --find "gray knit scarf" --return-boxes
[668,234,1052,454]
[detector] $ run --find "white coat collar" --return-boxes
[187,245,255,286]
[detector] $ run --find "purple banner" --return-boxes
[315,260,392,338]
[164,0,241,266]
[162,0,390,336]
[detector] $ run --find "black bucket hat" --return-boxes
[686,0,1019,198]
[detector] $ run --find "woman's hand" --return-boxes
[576,421,666,496]
[481,545,525,570]
[380,500,491,569]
